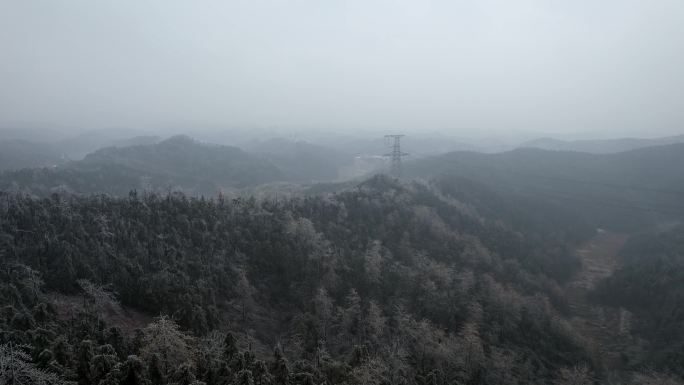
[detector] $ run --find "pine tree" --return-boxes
[224,333,239,362]
[120,355,151,385]
[233,369,255,385]
[76,340,94,385]
[271,346,290,385]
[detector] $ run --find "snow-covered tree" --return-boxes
[0,343,66,385]
[140,316,192,377]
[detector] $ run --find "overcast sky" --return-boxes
[1,0,683,139]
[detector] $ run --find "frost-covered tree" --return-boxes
[76,279,120,318]
[554,365,593,385]
[234,269,255,323]
[0,343,66,385]
[140,316,192,377]
[313,288,333,341]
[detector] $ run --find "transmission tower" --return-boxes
[384,135,408,178]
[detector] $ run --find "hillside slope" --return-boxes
[520,135,684,154]
[0,135,285,195]
[0,175,598,384]
[404,144,684,230]
[592,225,684,376]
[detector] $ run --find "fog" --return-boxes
[1,0,683,139]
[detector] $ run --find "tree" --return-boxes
[554,365,593,385]
[364,241,384,285]
[119,355,151,385]
[140,316,192,378]
[313,288,333,342]
[270,346,289,385]
[223,332,239,362]
[632,371,684,385]
[76,340,94,385]
[459,322,484,383]
[364,301,385,348]
[77,279,121,319]
[0,343,66,385]
[350,357,388,385]
[342,289,362,344]
[252,360,273,385]
[168,363,197,385]
[234,269,255,323]
[233,369,255,385]
[91,344,118,383]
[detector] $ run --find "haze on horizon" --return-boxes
[1,0,683,139]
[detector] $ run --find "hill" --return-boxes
[404,144,684,230]
[245,138,354,182]
[0,135,284,196]
[592,225,684,375]
[0,175,601,384]
[519,135,684,154]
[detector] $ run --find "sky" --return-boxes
[1,0,683,139]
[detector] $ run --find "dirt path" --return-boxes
[565,231,634,371]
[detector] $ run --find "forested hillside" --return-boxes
[0,136,365,197]
[0,175,614,384]
[0,136,285,196]
[593,225,684,376]
[404,144,684,230]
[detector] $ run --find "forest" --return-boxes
[1,173,680,384]
[593,225,684,376]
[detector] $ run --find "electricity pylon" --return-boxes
[384,135,408,178]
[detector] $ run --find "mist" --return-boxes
[1,0,683,139]
[5,3,684,384]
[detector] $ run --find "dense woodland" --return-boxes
[593,225,684,376]
[1,173,681,384]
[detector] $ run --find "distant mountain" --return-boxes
[310,134,481,158]
[56,128,158,159]
[245,138,354,182]
[83,134,283,185]
[0,135,284,196]
[0,127,162,160]
[0,139,66,171]
[107,135,161,148]
[0,125,67,142]
[404,144,684,230]
[519,135,684,154]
